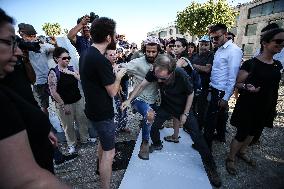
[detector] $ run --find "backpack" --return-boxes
[47,65,75,96]
[180,57,202,95]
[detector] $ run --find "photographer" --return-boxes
[67,14,95,56]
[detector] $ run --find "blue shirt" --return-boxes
[76,35,92,56]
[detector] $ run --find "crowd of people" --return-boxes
[0,8,283,189]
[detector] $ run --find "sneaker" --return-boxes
[149,143,163,153]
[164,135,179,143]
[67,145,76,154]
[54,153,78,167]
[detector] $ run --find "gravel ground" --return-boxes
[55,86,284,189]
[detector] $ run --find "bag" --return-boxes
[181,57,202,95]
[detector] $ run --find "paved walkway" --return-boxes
[119,128,212,189]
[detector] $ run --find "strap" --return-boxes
[180,57,194,70]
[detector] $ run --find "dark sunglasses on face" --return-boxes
[271,39,284,44]
[168,45,174,48]
[227,37,232,40]
[210,34,223,41]
[61,56,71,60]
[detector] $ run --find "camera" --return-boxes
[16,36,41,53]
[77,12,99,24]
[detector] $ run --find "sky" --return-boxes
[1,0,251,44]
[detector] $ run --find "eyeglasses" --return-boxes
[210,34,224,41]
[271,39,284,45]
[227,37,232,40]
[61,56,71,60]
[0,37,18,52]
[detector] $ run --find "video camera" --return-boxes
[77,12,99,24]
[16,36,41,53]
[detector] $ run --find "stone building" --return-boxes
[232,0,284,58]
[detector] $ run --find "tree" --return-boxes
[176,0,238,37]
[42,23,61,37]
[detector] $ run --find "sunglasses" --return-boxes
[61,56,71,60]
[227,37,232,40]
[271,39,284,44]
[168,45,174,48]
[210,34,223,41]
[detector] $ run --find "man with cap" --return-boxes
[20,23,55,114]
[191,35,214,129]
[120,36,162,160]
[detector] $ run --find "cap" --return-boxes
[144,36,160,45]
[19,23,37,35]
[199,35,210,42]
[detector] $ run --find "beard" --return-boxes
[107,36,117,50]
[145,55,157,63]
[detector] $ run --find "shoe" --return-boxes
[54,153,78,167]
[164,135,179,143]
[149,142,163,153]
[81,138,97,144]
[67,145,76,154]
[138,140,149,160]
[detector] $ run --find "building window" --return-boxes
[159,31,167,38]
[175,26,180,34]
[273,0,284,13]
[242,43,254,55]
[169,29,173,35]
[270,19,284,28]
[249,0,284,19]
[245,24,257,36]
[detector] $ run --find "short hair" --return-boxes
[90,17,116,43]
[53,47,69,62]
[166,39,175,46]
[261,23,279,33]
[153,54,176,73]
[209,23,227,33]
[142,43,162,54]
[0,8,14,27]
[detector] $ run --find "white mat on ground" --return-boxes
[119,128,212,189]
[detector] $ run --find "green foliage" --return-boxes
[176,0,238,37]
[42,23,61,37]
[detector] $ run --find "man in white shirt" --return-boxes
[204,24,243,150]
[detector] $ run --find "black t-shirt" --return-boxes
[0,85,54,172]
[145,67,194,115]
[79,46,116,121]
[191,51,214,89]
[56,71,81,104]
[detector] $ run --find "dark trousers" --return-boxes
[204,87,228,149]
[150,108,216,169]
[193,89,209,130]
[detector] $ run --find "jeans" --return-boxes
[204,87,228,149]
[114,95,127,131]
[132,99,157,141]
[150,108,216,169]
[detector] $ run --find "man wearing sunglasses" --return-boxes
[204,24,243,150]
[122,54,221,187]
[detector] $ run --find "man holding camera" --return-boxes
[20,23,54,115]
[68,15,93,56]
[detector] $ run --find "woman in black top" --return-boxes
[0,8,69,188]
[226,28,284,175]
[48,47,93,154]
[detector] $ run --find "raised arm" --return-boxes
[67,16,90,44]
